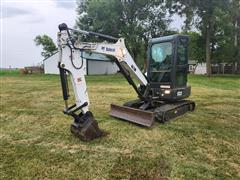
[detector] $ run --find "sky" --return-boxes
[0,0,184,68]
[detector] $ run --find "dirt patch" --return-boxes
[227,162,240,176]
[109,155,171,179]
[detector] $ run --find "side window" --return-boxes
[176,70,187,87]
[176,37,188,87]
[177,38,188,65]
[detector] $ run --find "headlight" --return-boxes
[164,89,171,94]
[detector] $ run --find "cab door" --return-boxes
[148,41,173,85]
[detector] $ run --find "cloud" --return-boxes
[55,0,76,9]
[22,16,45,24]
[1,0,77,68]
[2,6,33,18]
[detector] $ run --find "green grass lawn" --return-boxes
[0,73,240,179]
[0,69,20,76]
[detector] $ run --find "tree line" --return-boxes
[35,0,240,76]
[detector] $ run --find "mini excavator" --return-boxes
[57,23,195,141]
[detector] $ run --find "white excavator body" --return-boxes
[57,23,195,141]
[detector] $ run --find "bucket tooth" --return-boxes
[109,104,154,127]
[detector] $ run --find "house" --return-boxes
[188,60,197,74]
[188,60,207,75]
[188,60,240,75]
[43,52,119,75]
[194,62,207,75]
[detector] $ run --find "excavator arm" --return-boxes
[57,23,149,140]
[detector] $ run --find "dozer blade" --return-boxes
[109,104,154,127]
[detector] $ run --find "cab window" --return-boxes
[150,42,173,83]
[151,42,172,70]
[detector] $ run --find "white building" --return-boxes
[194,63,207,75]
[43,52,119,75]
[188,60,207,75]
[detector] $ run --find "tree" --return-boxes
[75,0,171,69]
[208,0,240,67]
[34,35,58,59]
[230,0,240,71]
[187,32,205,62]
[168,0,231,76]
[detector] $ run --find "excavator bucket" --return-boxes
[109,104,155,127]
[70,112,106,141]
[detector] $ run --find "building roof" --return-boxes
[42,51,59,62]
